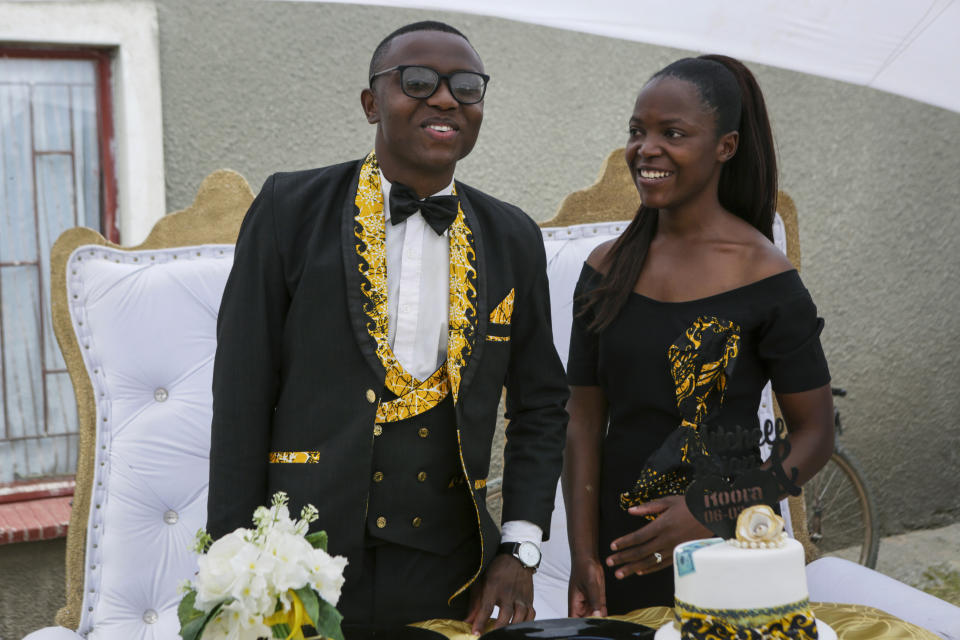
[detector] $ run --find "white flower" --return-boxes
[264,529,313,593]
[195,530,247,611]
[735,505,785,544]
[186,492,348,640]
[200,608,240,640]
[227,542,276,614]
[201,601,271,640]
[306,547,349,606]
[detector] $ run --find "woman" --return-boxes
[563,55,834,616]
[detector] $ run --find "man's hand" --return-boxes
[464,553,535,635]
[568,555,607,618]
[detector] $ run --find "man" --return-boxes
[207,21,568,633]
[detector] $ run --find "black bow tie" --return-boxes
[389,182,459,235]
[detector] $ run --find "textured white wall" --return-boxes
[115,0,960,533]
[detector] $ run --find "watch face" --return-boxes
[517,541,540,567]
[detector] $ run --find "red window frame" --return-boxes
[0,46,119,242]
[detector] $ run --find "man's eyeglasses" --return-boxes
[369,65,490,105]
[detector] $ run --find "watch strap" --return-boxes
[497,541,541,569]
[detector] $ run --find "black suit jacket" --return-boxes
[207,159,568,589]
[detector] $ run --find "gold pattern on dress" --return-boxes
[353,151,478,421]
[669,316,740,463]
[485,335,510,342]
[619,468,689,510]
[489,288,514,324]
[619,316,741,513]
[669,316,740,432]
[268,451,322,464]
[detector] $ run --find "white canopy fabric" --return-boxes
[307,0,960,113]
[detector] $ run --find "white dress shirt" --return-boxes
[380,173,541,548]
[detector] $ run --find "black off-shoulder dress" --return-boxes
[567,263,831,613]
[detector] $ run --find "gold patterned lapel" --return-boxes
[352,152,478,417]
[445,198,478,403]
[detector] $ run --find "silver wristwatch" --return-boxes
[497,541,541,570]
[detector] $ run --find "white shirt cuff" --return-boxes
[500,520,543,547]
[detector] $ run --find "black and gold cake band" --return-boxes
[675,598,819,640]
[620,317,741,513]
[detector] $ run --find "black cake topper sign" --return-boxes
[684,418,802,539]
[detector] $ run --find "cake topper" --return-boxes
[733,505,787,548]
[684,418,801,539]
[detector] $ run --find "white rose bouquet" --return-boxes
[178,492,348,640]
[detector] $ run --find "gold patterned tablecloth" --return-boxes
[412,602,939,639]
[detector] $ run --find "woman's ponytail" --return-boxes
[700,54,777,240]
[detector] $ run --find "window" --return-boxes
[0,49,117,482]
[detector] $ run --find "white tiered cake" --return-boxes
[655,506,835,640]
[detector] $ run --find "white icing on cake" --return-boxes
[672,537,810,609]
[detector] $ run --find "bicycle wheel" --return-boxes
[804,446,880,568]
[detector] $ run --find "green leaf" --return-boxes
[180,613,207,640]
[178,590,200,624]
[178,591,205,640]
[294,586,320,627]
[271,622,291,638]
[305,530,328,551]
[314,598,345,640]
[179,596,225,640]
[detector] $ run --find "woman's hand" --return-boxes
[563,385,609,616]
[568,555,608,618]
[605,495,712,578]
